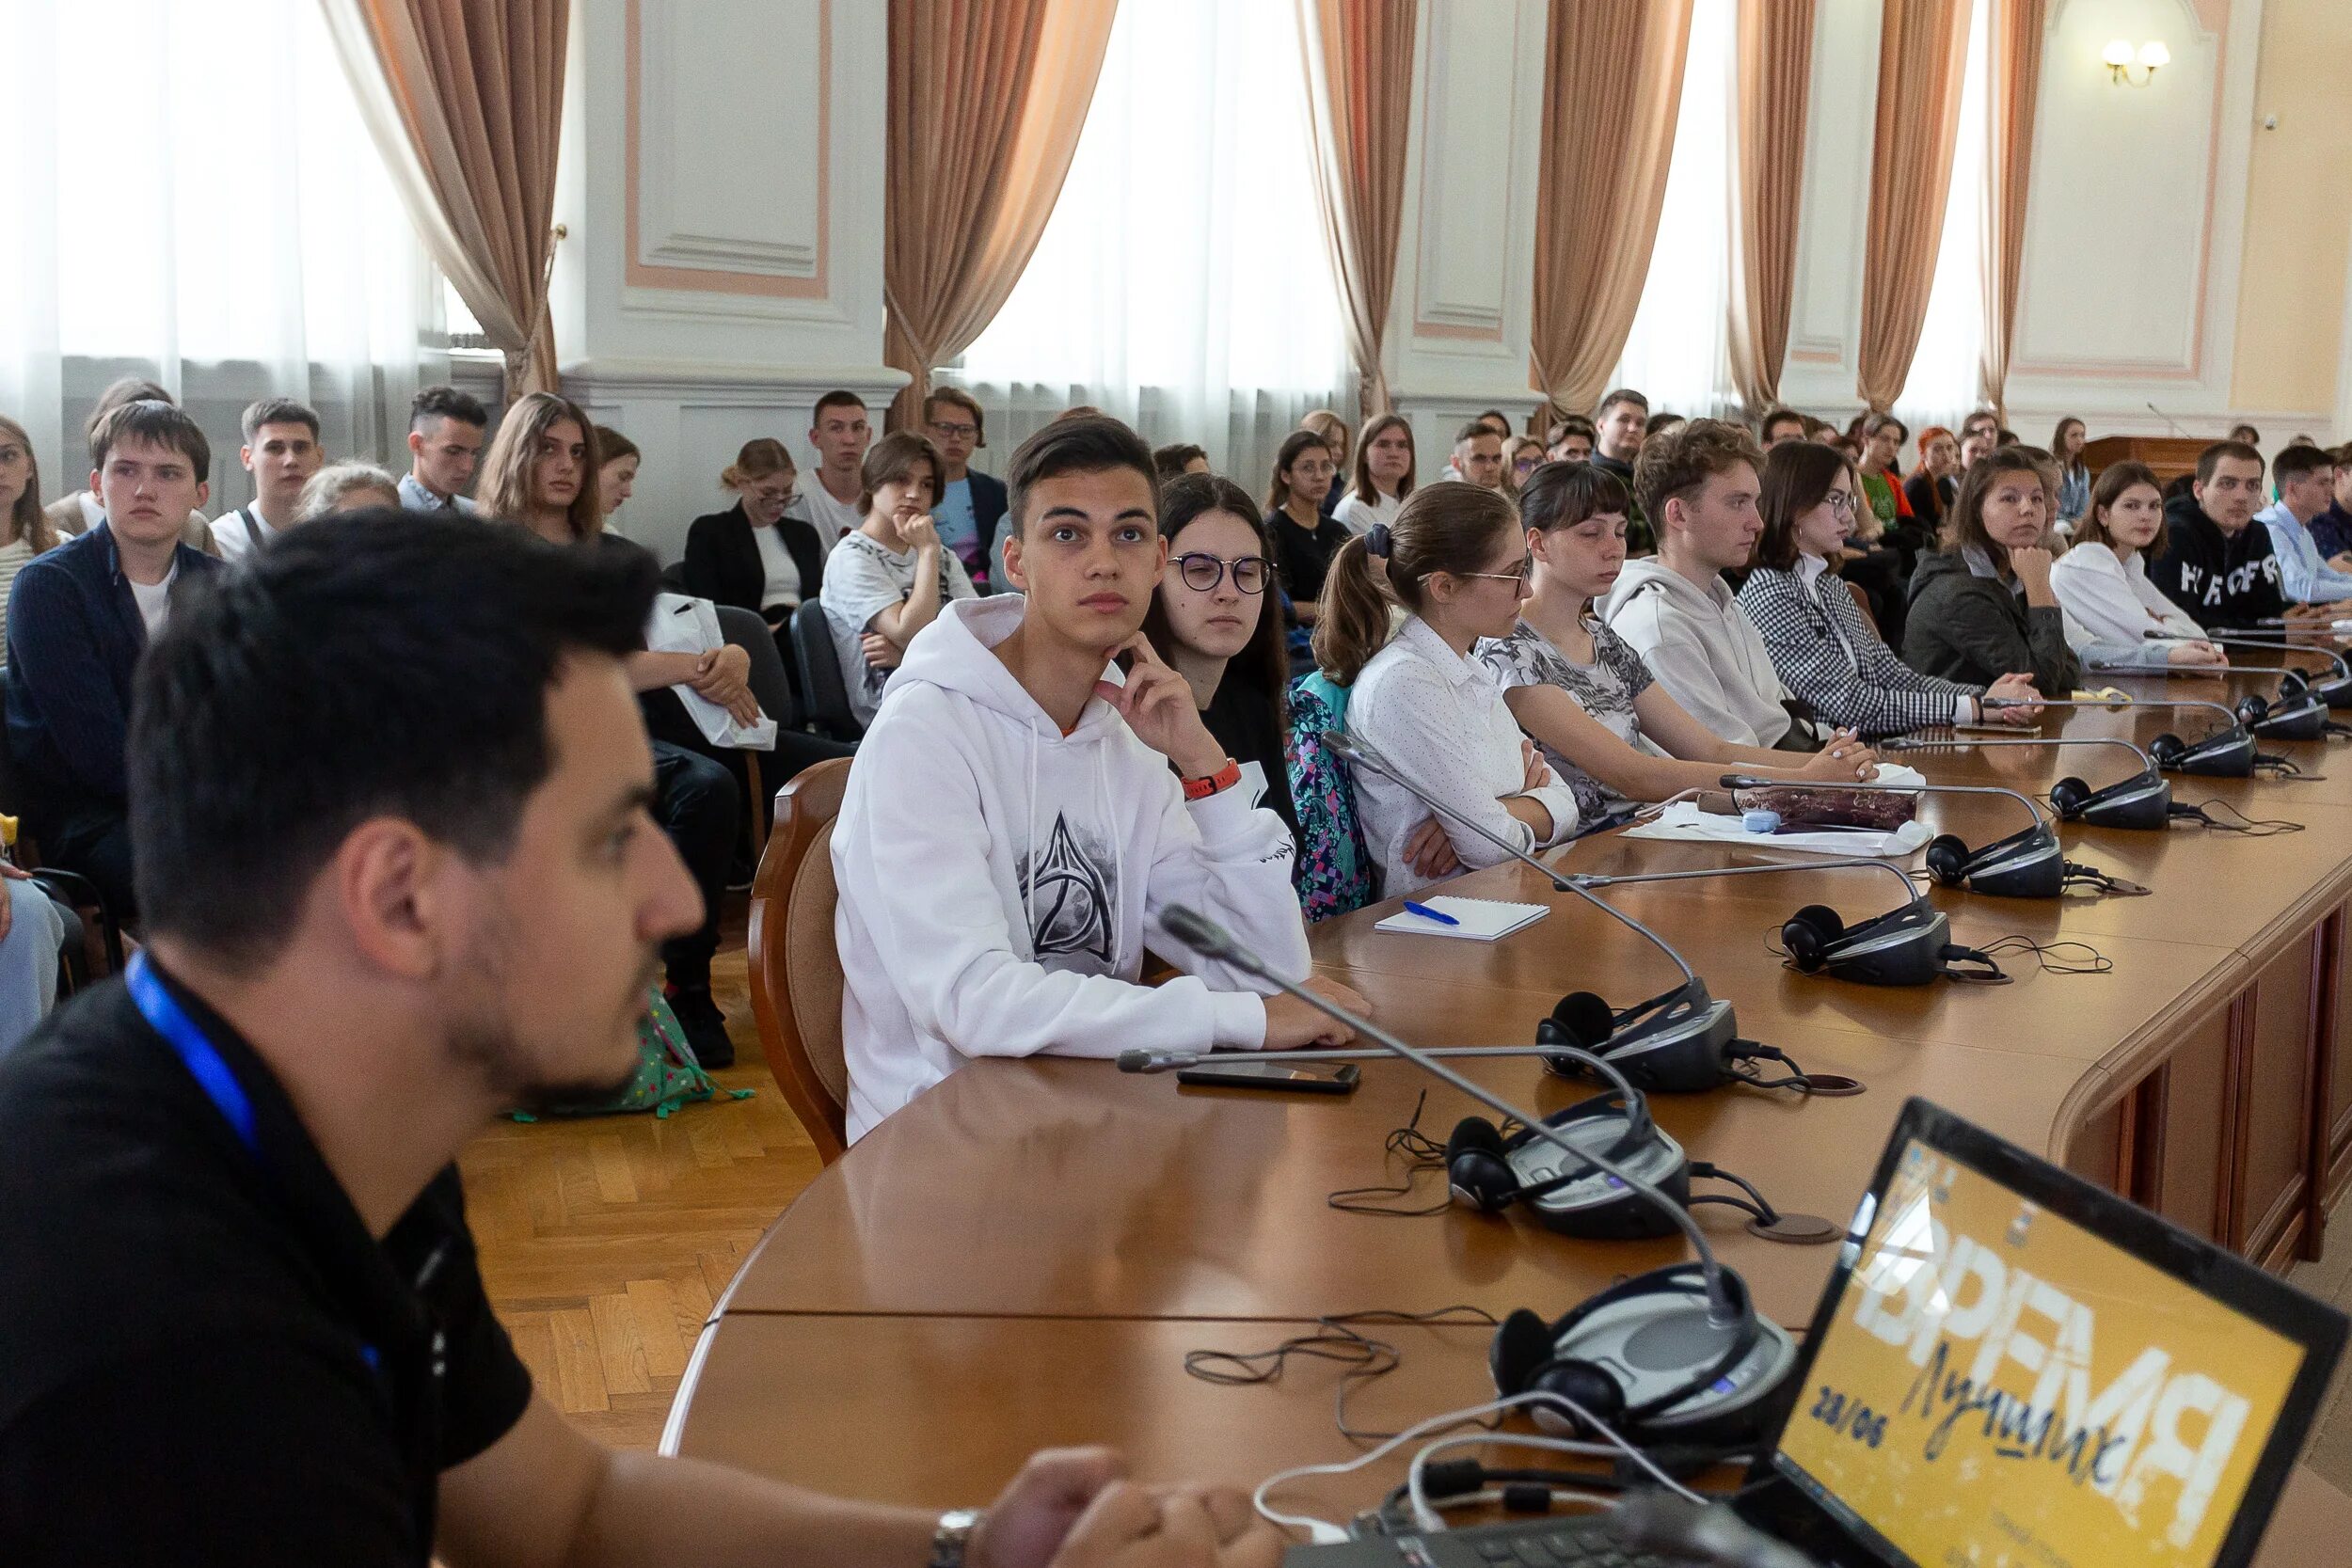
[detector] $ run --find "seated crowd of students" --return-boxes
[8,376,2352,1110]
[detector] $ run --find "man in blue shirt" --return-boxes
[2311,444,2352,564]
[6,402,222,913]
[2255,442,2352,608]
[923,387,1008,592]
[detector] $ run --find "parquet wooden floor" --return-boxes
[463,900,822,1449]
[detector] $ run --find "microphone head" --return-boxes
[1156,904,1234,959]
[1315,729,1367,767]
[1116,1050,1152,1073]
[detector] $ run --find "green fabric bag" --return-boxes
[511,990,753,1121]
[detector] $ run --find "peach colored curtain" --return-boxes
[1531,0,1695,422]
[1855,0,1974,412]
[1728,0,1815,411]
[1295,0,1417,417]
[1979,0,2046,415]
[320,0,568,397]
[882,0,1118,427]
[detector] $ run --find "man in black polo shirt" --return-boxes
[0,515,1274,1568]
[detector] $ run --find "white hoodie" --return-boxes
[832,594,1309,1142]
[1600,556,1793,748]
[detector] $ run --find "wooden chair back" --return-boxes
[746,756,854,1162]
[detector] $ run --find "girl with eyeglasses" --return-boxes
[1740,440,2043,736]
[1141,473,1300,843]
[1313,483,1581,896]
[1483,462,1869,822]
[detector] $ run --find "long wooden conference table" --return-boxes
[668,652,2352,1558]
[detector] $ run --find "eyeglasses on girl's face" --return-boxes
[1454,559,1533,588]
[1172,551,1270,594]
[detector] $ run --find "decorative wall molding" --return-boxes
[624,0,831,299]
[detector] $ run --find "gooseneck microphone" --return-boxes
[1321,731,1740,1091]
[1981,694,2257,776]
[2201,633,2352,712]
[1880,736,2170,829]
[1119,1044,1577,1073]
[1563,859,1977,986]
[1156,903,1799,1445]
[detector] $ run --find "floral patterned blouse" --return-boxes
[1476,616,1657,822]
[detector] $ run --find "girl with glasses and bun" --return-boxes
[1481,462,1871,827]
[1740,440,2042,736]
[1314,483,1582,896]
[1141,473,1299,844]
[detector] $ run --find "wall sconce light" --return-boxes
[2104,39,2169,87]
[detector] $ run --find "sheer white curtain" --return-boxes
[1611,0,1738,420]
[0,0,436,509]
[951,0,1350,494]
[1896,0,1992,430]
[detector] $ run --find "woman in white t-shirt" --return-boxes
[818,432,977,727]
[1314,482,1581,897]
[2049,460,2225,673]
[1481,461,1867,824]
[1331,413,1415,537]
[0,416,59,669]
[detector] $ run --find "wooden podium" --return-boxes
[2083,434,2207,484]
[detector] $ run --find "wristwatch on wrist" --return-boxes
[1181,757,1242,801]
[931,1508,985,1568]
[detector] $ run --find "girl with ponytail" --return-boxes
[1317,483,1582,896]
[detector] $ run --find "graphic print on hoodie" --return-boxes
[1021,816,1117,964]
[829,594,1311,1143]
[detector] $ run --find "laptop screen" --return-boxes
[1772,1131,2311,1567]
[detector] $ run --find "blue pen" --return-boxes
[1402,899,1460,927]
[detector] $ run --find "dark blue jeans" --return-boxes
[651,740,739,990]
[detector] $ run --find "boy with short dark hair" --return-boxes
[2153,440,2295,629]
[792,389,872,542]
[1593,388,1653,552]
[923,387,1008,590]
[6,402,224,912]
[402,385,487,515]
[212,397,323,560]
[829,416,1364,1141]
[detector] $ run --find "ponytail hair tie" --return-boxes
[1364,522,1392,560]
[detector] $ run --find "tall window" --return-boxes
[1897,0,1993,428]
[1612,0,1738,420]
[953,0,1350,488]
[0,0,440,498]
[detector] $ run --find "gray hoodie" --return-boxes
[1599,557,1793,748]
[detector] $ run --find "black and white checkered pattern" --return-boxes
[1737,564,1981,738]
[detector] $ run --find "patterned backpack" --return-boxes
[512,989,754,1121]
[1285,671,1377,923]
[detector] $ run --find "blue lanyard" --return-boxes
[127,951,259,1156]
[127,952,383,1374]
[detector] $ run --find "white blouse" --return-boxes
[1332,488,1403,537]
[2049,541,2204,664]
[1346,615,1582,897]
[750,520,803,610]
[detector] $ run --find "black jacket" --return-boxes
[2149,493,2285,630]
[1901,549,2079,693]
[962,469,1011,592]
[682,502,828,620]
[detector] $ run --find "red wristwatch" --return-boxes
[1182,758,1242,800]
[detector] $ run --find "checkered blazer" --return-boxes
[1737,563,1982,738]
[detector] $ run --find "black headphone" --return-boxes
[2149,726,2256,777]
[1779,901,2006,984]
[2237,689,2329,741]
[1443,1090,1689,1241]
[2048,768,2173,830]
[1488,1265,1785,1446]
[1533,987,1739,1094]
[1923,821,2063,897]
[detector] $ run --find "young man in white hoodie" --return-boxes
[832,417,1365,1142]
[1600,419,1804,751]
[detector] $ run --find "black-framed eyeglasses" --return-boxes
[1173,552,1270,594]
[928,420,979,440]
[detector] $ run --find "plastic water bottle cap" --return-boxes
[1741,808,1781,834]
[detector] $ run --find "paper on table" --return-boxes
[1372,895,1549,941]
[1621,800,1932,859]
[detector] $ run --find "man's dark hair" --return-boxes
[2196,439,2265,486]
[1631,418,1763,533]
[93,400,211,483]
[2271,442,2331,487]
[1152,442,1207,481]
[84,376,174,464]
[1596,387,1649,420]
[130,513,659,970]
[1005,414,1157,535]
[410,385,489,433]
[2229,423,2262,446]
[1758,405,1805,442]
[1454,420,1496,449]
[241,396,321,445]
[813,389,868,422]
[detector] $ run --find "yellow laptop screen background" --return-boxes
[1778,1137,2307,1568]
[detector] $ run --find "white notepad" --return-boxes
[1374,895,1549,941]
